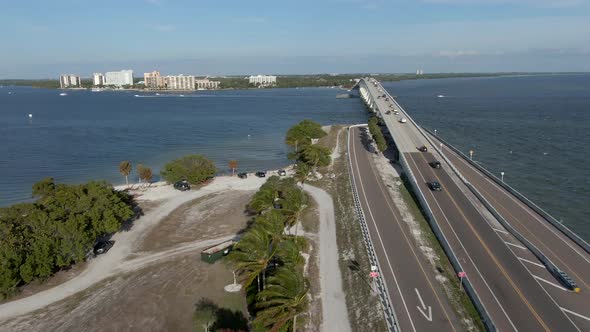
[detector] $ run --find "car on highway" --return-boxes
[278,169,287,176]
[173,180,190,191]
[430,160,442,168]
[418,145,428,152]
[386,110,391,115]
[94,240,115,255]
[399,118,407,123]
[393,111,399,115]
[255,171,266,178]
[428,181,442,191]
[238,172,247,179]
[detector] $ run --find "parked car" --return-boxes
[418,145,428,152]
[255,171,266,178]
[278,169,287,176]
[428,181,442,191]
[430,161,442,169]
[399,118,407,123]
[238,172,247,179]
[94,240,115,255]
[173,180,190,191]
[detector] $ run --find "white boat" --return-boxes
[59,93,67,96]
[91,88,102,92]
[155,93,160,96]
[179,94,185,97]
[134,94,140,97]
[437,94,445,98]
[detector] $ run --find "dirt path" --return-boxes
[0,175,267,322]
[304,184,352,332]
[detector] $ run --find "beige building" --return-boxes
[144,71,165,89]
[196,79,220,90]
[164,75,195,90]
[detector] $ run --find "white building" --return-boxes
[164,75,195,90]
[59,74,81,88]
[104,70,134,86]
[248,75,277,86]
[196,79,220,90]
[92,73,105,86]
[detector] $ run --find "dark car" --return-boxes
[428,181,442,191]
[94,240,115,255]
[238,172,248,179]
[385,110,391,115]
[278,169,287,176]
[430,161,442,169]
[173,180,190,191]
[418,145,428,152]
[255,171,266,178]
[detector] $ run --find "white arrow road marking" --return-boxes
[415,288,433,322]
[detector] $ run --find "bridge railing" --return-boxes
[347,124,400,332]
[364,79,497,332]
[423,127,590,256]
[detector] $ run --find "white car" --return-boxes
[399,118,407,123]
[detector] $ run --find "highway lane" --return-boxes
[348,126,461,332]
[360,78,581,330]
[405,151,579,331]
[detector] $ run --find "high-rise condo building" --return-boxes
[59,74,81,88]
[93,73,105,86]
[104,70,134,86]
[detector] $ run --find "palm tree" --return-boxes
[294,162,311,187]
[255,267,310,332]
[301,145,331,171]
[119,161,132,187]
[281,188,307,234]
[277,238,305,268]
[228,160,238,176]
[230,225,278,291]
[255,210,287,238]
[249,176,283,214]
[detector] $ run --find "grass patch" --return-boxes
[398,175,484,331]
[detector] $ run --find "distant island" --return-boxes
[0,72,571,91]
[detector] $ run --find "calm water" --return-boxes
[0,87,365,206]
[382,74,590,241]
[1,75,589,241]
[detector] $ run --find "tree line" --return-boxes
[0,178,134,299]
[285,120,332,180]
[368,117,388,152]
[229,176,310,331]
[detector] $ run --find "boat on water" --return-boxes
[179,94,185,97]
[134,94,140,97]
[91,88,102,92]
[155,93,160,96]
[437,94,445,98]
[59,92,67,96]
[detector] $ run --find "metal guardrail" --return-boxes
[360,79,497,332]
[347,124,399,332]
[423,127,590,256]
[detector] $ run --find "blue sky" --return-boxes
[1,0,589,77]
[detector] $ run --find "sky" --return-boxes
[1,0,589,78]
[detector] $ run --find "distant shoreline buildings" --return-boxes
[248,75,277,86]
[59,74,81,88]
[144,70,220,90]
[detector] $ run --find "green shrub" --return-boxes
[160,154,217,184]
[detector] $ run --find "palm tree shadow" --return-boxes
[210,308,249,332]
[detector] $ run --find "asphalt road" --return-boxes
[348,126,461,332]
[359,78,581,331]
